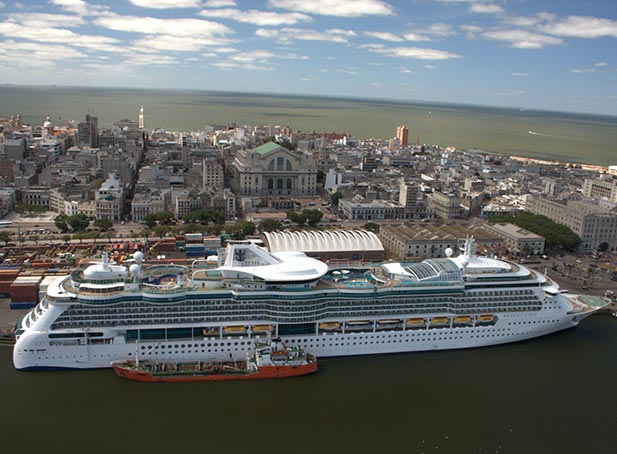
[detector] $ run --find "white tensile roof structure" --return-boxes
[264,229,384,254]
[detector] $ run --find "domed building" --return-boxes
[263,229,384,262]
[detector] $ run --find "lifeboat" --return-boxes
[202,327,220,336]
[345,321,372,331]
[378,319,401,325]
[476,315,495,324]
[376,319,402,330]
[252,325,274,333]
[405,318,425,327]
[429,317,449,326]
[223,326,247,334]
[347,320,371,326]
[453,316,472,325]
[319,322,341,331]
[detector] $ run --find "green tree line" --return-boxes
[490,212,581,251]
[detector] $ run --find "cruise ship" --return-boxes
[13,238,606,370]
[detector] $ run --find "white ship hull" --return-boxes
[13,239,608,371]
[13,310,588,370]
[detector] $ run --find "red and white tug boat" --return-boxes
[112,338,317,382]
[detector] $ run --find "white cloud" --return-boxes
[357,43,384,50]
[204,0,236,6]
[280,53,309,60]
[460,24,482,33]
[212,47,238,53]
[511,72,529,77]
[0,40,86,66]
[199,8,312,26]
[480,29,564,49]
[399,67,412,74]
[6,12,87,28]
[130,53,180,65]
[365,45,462,60]
[132,35,234,52]
[255,27,349,43]
[0,22,123,53]
[470,3,503,14]
[327,29,356,36]
[570,68,596,74]
[364,31,404,42]
[421,23,457,37]
[503,12,555,28]
[50,0,108,16]
[14,2,24,9]
[595,62,608,67]
[336,67,358,75]
[424,64,436,69]
[403,32,432,42]
[94,14,232,38]
[539,16,617,39]
[213,61,274,71]
[228,50,275,62]
[128,0,202,8]
[268,0,394,17]
[0,2,5,8]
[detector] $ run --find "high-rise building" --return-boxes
[399,178,418,219]
[77,114,99,148]
[138,106,145,130]
[396,125,409,147]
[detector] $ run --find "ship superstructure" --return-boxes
[13,239,606,370]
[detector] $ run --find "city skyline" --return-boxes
[0,0,616,116]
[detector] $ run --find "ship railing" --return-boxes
[191,269,222,280]
[140,284,195,295]
[70,270,130,286]
[141,265,188,277]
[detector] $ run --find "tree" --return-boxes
[139,229,151,243]
[0,231,11,246]
[363,222,380,233]
[61,235,71,244]
[153,224,170,239]
[154,211,175,225]
[184,209,225,225]
[55,215,69,233]
[330,191,343,207]
[142,214,158,229]
[225,221,255,240]
[67,214,90,232]
[84,231,100,243]
[303,209,323,227]
[287,210,307,226]
[259,219,282,233]
[489,212,581,252]
[205,224,223,236]
[94,218,113,231]
[31,235,39,245]
[239,221,256,238]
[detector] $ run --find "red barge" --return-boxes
[112,339,317,382]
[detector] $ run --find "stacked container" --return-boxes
[10,275,43,309]
[0,267,20,297]
[203,237,222,257]
[185,233,205,257]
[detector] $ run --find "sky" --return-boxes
[0,0,616,116]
